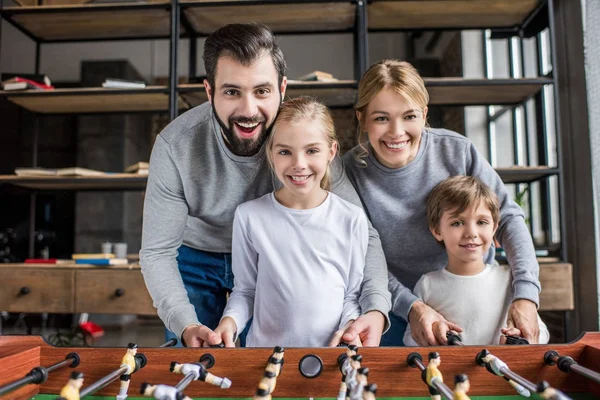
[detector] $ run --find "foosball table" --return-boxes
[1,333,599,400]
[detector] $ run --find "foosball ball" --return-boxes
[1,333,599,400]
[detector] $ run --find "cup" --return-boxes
[101,242,112,255]
[113,242,128,259]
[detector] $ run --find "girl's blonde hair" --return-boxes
[266,96,338,191]
[354,60,429,163]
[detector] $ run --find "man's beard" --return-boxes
[212,102,271,157]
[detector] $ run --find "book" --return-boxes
[125,161,149,174]
[2,77,54,91]
[102,78,146,89]
[24,258,72,265]
[295,70,337,82]
[72,253,115,260]
[75,258,129,266]
[1,73,51,87]
[15,167,106,177]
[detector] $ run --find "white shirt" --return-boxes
[223,192,369,347]
[404,264,550,345]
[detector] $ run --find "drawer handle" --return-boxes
[114,288,125,297]
[19,286,31,295]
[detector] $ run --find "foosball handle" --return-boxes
[505,336,529,345]
[446,331,463,345]
[406,352,423,368]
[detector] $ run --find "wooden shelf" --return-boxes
[496,166,559,184]
[0,166,556,191]
[0,174,147,190]
[1,87,189,114]
[179,80,358,108]
[425,77,551,105]
[369,0,541,30]
[0,2,181,42]
[180,77,549,108]
[181,1,356,35]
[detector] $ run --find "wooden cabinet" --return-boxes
[0,268,74,313]
[0,265,156,315]
[74,269,155,315]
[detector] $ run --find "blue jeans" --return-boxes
[165,245,249,347]
[380,312,407,346]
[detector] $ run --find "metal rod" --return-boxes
[79,366,128,398]
[175,373,196,392]
[160,338,178,347]
[0,367,47,396]
[168,0,180,121]
[35,42,41,75]
[354,0,368,81]
[409,356,453,400]
[498,366,537,393]
[46,353,79,373]
[570,364,600,385]
[546,0,567,259]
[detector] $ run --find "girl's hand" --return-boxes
[409,301,463,346]
[211,317,238,348]
[330,320,363,347]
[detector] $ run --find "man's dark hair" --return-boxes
[203,23,287,89]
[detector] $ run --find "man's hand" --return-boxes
[505,299,539,343]
[409,301,462,346]
[337,311,385,347]
[181,324,222,348]
[213,317,238,348]
[329,320,362,347]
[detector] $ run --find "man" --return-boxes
[140,23,391,347]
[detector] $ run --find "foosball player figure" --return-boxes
[170,361,232,388]
[268,346,285,377]
[257,370,277,394]
[338,346,360,400]
[453,374,471,400]
[348,367,369,400]
[57,371,84,400]
[362,383,377,400]
[536,381,571,400]
[140,383,192,400]
[424,352,443,400]
[253,387,271,400]
[117,343,139,400]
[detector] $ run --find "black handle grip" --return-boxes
[114,288,125,297]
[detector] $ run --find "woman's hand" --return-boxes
[506,299,539,343]
[409,301,463,345]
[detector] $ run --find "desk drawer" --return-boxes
[75,270,156,315]
[0,269,74,313]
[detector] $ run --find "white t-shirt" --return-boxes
[223,192,369,347]
[404,264,550,345]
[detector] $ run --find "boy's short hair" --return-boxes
[427,176,500,233]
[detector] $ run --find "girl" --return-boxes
[215,97,368,347]
[343,60,542,346]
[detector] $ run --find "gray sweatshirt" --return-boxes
[140,103,391,338]
[343,127,541,321]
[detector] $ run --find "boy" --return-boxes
[403,176,549,345]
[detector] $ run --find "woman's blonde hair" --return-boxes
[354,60,429,163]
[266,96,338,191]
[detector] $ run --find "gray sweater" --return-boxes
[343,127,541,321]
[140,103,391,338]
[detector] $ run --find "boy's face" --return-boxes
[430,201,497,272]
[204,53,287,157]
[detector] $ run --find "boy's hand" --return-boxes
[182,324,222,348]
[212,317,238,348]
[506,299,539,343]
[340,311,385,347]
[330,320,363,347]
[409,301,463,346]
